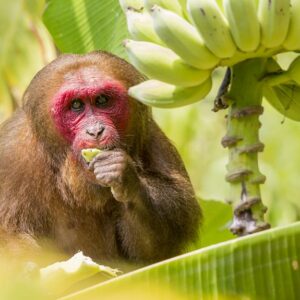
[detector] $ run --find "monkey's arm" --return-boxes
[118,169,200,263]
[90,122,201,263]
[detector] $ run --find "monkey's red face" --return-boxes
[50,67,130,156]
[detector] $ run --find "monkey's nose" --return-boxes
[86,124,105,138]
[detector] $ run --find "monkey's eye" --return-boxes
[70,99,85,112]
[95,94,110,108]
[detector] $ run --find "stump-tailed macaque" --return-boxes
[0,51,201,264]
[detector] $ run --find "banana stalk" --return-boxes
[223,59,270,235]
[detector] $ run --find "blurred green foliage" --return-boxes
[0,0,55,121]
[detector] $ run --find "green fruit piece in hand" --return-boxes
[81,148,102,163]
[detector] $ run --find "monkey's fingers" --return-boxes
[88,149,125,170]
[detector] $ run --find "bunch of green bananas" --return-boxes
[119,0,300,108]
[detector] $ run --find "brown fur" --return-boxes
[0,51,201,265]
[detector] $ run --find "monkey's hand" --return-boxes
[88,149,140,202]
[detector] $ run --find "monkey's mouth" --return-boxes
[77,140,116,150]
[81,143,116,152]
[76,133,119,149]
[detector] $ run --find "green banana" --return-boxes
[126,9,163,44]
[119,0,144,12]
[124,39,211,87]
[258,0,290,48]
[223,0,260,52]
[144,0,184,16]
[283,0,300,50]
[128,78,212,108]
[150,5,219,70]
[81,148,102,163]
[187,0,236,59]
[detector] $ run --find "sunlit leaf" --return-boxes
[62,222,300,300]
[43,0,127,58]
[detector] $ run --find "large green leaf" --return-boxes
[43,0,127,58]
[61,222,300,300]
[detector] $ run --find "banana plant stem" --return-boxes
[222,58,270,236]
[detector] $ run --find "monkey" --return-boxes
[0,51,201,265]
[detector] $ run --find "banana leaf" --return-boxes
[43,0,127,58]
[263,57,300,122]
[61,222,300,300]
[263,83,300,122]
